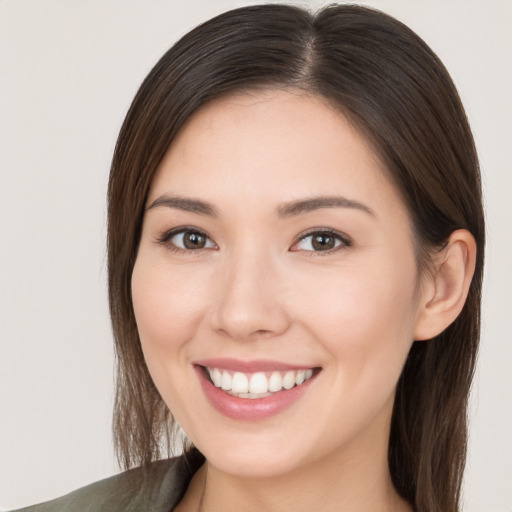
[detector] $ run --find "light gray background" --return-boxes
[1,1,511,510]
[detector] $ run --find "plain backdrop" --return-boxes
[1,0,511,510]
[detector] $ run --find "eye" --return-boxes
[291,230,350,253]
[159,228,217,251]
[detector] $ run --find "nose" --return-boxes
[210,250,291,341]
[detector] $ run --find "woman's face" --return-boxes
[132,90,424,478]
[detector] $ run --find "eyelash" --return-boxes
[155,227,352,255]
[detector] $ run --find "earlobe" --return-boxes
[414,229,477,341]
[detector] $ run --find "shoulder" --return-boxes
[9,452,204,512]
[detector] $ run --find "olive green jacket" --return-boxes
[10,453,203,512]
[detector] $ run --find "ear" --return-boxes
[414,229,477,341]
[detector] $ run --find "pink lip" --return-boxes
[194,358,313,373]
[194,363,319,422]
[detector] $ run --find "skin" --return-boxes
[131,89,473,511]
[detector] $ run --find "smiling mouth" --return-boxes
[201,366,318,399]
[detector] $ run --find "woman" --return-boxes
[11,4,484,512]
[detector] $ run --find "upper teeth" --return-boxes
[207,367,314,396]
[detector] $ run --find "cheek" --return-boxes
[293,256,419,380]
[289,258,419,444]
[131,257,210,362]
[130,256,217,424]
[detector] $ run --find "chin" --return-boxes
[202,440,310,479]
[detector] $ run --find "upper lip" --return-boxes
[194,358,317,373]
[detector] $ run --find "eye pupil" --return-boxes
[312,234,335,251]
[184,231,206,249]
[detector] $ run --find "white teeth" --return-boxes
[282,371,295,390]
[207,367,315,397]
[249,372,268,394]
[211,368,222,387]
[220,371,232,391]
[231,372,249,393]
[268,371,283,392]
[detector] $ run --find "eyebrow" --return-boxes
[146,195,219,216]
[277,196,375,218]
[146,194,374,218]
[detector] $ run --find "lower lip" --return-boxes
[195,366,317,421]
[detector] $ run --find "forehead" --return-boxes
[148,89,406,222]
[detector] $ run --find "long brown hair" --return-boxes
[107,5,484,511]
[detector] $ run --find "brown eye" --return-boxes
[168,229,216,250]
[183,231,206,249]
[293,230,349,252]
[311,233,336,250]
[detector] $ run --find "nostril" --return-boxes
[215,327,282,341]
[251,329,274,338]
